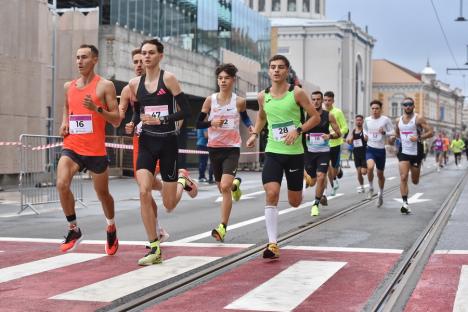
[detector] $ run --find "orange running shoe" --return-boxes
[60,226,83,253]
[178,169,198,198]
[105,224,119,255]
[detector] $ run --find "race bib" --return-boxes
[220,117,236,130]
[144,105,169,118]
[307,133,326,147]
[272,121,295,142]
[353,139,363,148]
[369,131,382,142]
[401,131,417,153]
[69,115,93,134]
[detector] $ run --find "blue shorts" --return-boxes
[366,146,386,170]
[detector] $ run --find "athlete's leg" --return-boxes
[410,164,421,185]
[377,168,385,190]
[91,169,115,220]
[137,169,159,241]
[399,161,410,199]
[367,159,376,189]
[57,156,81,216]
[219,174,235,225]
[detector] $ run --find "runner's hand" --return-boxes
[83,94,97,112]
[59,123,69,137]
[284,131,298,145]
[211,118,224,128]
[140,114,161,125]
[125,121,134,134]
[246,133,257,148]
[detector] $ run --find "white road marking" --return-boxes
[393,193,431,204]
[387,176,396,181]
[0,253,105,283]
[434,250,468,255]
[283,245,403,254]
[225,260,346,311]
[50,256,219,302]
[453,265,468,312]
[215,190,265,203]
[173,194,344,243]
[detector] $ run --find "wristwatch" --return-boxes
[159,115,168,125]
[97,107,103,113]
[296,127,303,135]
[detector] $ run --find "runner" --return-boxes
[395,97,433,214]
[363,100,395,207]
[196,63,254,242]
[114,48,168,242]
[346,115,367,194]
[304,91,341,217]
[246,55,320,259]
[323,91,348,196]
[442,132,450,165]
[57,44,120,255]
[128,39,197,265]
[432,133,445,172]
[450,133,465,168]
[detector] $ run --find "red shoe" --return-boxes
[60,226,83,253]
[105,224,119,255]
[178,169,198,198]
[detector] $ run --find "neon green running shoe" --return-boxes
[232,177,242,202]
[211,224,226,242]
[138,240,162,266]
[311,204,320,217]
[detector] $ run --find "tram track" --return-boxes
[99,166,459,312]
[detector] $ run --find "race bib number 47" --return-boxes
[144,105,169,118]
[69,115,93,134]
[272,121,295,142]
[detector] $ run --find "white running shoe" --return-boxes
[357,186,365,193]
[367,188,374,200]
[400,202,411,214]
[377,192,383,207]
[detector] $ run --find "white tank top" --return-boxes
[207,93,241,148]
[398,114,418,155]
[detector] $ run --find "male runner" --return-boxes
[304,91,341,217]
[246,55,320,259]
[323,91,348,196]
[346,115,367,194]
[395,97,433,214]
[432,133,445,172]
[128,39,197,265]
[197,63,253,242]
[57,44,120,255]
[450,133,465,168]
[363,100,395,207]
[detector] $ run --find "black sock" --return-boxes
[222,223,227,230]
[66,214,76,223]
[314,197,321,205]
[402,195,408,203]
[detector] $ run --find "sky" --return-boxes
[326,0,468,99]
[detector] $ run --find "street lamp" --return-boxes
[455,0,467,21]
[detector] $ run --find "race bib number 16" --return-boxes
[69,115,93,134]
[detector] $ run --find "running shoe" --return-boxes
[367,188,374,200]
[400,202,411,214]
[262,243,280,259]
[232,177,242,202]
[304,172,314,188]
[337,167,343,179]
[311,204,320,216]
[178,169,198,198]
[199,177,208,183]
[377,192,383,207]
[159,228,170,243]
[138,240,162,266]
[60,226,83,253]
[333,179,340,190]
[105,224,119,255]
[320,195,328,206]
[211,223,226,242]
[357,186,365,193]
[329,187,336,197]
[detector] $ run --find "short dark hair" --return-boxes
[355,114,364,119]
[370,100,383,107]
[79,44,99,57]
[215,63,238,77]
[402,97,414,104]
[141,39,164,53]
[311,91,323,98]
[269,54,290,68]
[324,91,334,98]
[131,48,141,57]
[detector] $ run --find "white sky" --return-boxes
[327,0,468,100]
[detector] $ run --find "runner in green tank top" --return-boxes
[246,55,320,259]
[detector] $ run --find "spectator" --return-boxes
[196,128,213,183]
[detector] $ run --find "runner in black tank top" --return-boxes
[346,115,367,194]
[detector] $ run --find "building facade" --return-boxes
[372,59,465,135]
[245,0,375,127]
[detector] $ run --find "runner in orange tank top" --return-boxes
[57,44,120,255]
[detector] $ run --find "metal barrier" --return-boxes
[18,134,85,215]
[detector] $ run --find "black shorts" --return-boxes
[208,147,240,182]
[262,152,304,191]
[330,145,341,169]
[353,148,367,169]
[136,132,178,182]
[305,152,330,178]
[61,149,109,174]
[397,152,422,168]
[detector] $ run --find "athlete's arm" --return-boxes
[59,82,71,137]
[346,129,354,145]
[326,113,341,140]
[85,79,120,125]
[113,85,130,128]
[237,96,253,131]
[336,110,349,138]
[384,117,395,136]
[363,119,369,142]
[294,86,320,133]
[246,92,266,148]
[416,115,433,140]
[196,96,217,128]
[162,72,191,123]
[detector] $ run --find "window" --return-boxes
[272,0,281,11]
[288,0,296,11]
[259,0,265,11]
[303,0,310,12]
[391,102,398,117]
[249,0,253,9]
[277,46,290,54]
[315,0,320,14]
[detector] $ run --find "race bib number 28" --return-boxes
[272,121,295,142]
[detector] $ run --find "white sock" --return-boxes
[379,187,384,195]
[265,206,278,243]
[155,219,161,239]
[106,218,115,226]
[369,181,374,190]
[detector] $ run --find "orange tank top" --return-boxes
[63,75,107,156]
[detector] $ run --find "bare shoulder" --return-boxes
[236,95,246,105]
[64,81,72,90]
[129,76,142,90]
[163,70,177,82]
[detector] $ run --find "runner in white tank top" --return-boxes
[196,63,254,242]
[395,97,433,214]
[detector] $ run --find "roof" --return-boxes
[372,59,421,84]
